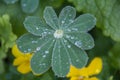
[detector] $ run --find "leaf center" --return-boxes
[54,30,63,39]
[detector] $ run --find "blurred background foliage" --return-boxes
[0,0,120,80]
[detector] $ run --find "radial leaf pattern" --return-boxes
[17,6,96,77]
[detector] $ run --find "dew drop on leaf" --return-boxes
[36,27,39,30]
[36,47,41,51]
[32,40,38,44]
[45,51,49,54]
[28,48,31,52]
[42,55,46,58]
[66,35,70,39]
[75,41,82,48]
[67,45,71,48]
[71,36,74,39]
[61,21,65,24]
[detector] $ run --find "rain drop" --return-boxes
[64,40,67,43]
[69,20,74,23]
[22,3,27,7]
[36,47,41,51]
[75,41,82,47]
[24,50,27,53]
[76,59,79,62]
[66,35,70,38]
[43,55,46,58]
[67,45,71,48]
[28,48,31,52]
[32,40,38,44]
[71,36,74,39]
[45,51,49,54]
[61,21,65,24]
[36,27,39,30]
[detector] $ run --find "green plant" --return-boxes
[16,6,96,77]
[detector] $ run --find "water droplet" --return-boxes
[71,36,74,39]
[11,0,16,4]
[43,55,46,58]
[19,46,22,48]
[32,40,38,44]
[61,21,65,24]
[36,47,41,51]
[72,28,78,31]
[66,35,70,38]
[67,45,71,48]
[45,51,49,54]
[28,48,31,52]
[76,59,79,62]
[75,41,82,48]
[69,20,74,23]
[24,50,27,53]
[36,27,39,30]
[42,63,46,65]
[22,4,27,7]
[64,40,67,43]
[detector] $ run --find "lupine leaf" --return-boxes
[21,0,39,13]
[31,38,54,75]
[44,7,59,30]
[62,38,88,68]
[68,0,120,41]
[17,6,96,77]
[17,33,53,53]
[68,14,96,32]
[24,16,53,36]
[52,39,70,77]
[65,32,94,50]
[59,6,76,28]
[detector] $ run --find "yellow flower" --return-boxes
[67,57,102,80]
[12,45,32,74]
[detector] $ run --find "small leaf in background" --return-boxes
[108,43,120,69]
[21,0,39,13]
[68,0,120,42]
[17,6,96,77]
[0,14,17,73]
[3,0,18,4]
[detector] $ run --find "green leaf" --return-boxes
[52,39,70,77]
[0,14,17,73]
[65,32,94,50]
[3,0,18,4]
[21,0,39,13]
[31,38,54,75]
[108,43,120,69]
[44,7,59,30]
[17,6,95,77]
[17,33,53,53]
[68,14,96,32]
[59,6,76,28]
[24,16,53,36]
[62,38,88,68]
[68,0,120,42]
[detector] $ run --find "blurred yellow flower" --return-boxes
[67,57,102,80]
[12,45,32,74]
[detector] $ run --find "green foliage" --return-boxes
[68,0,120,42]
[108,43,120,69]
[21,0,39,13]
[0,14,17,73]
[17,6,96,77]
